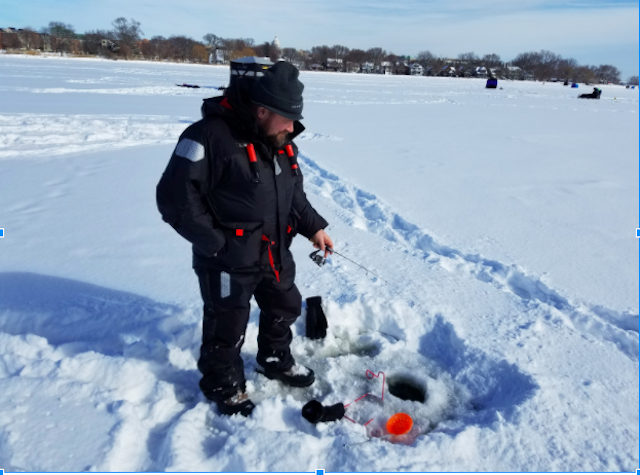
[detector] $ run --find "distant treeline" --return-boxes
[1,18,637,85]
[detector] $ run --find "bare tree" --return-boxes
[538,50,561,79]
[82,29,113,55]
[1,32,21,49]
[511,50,561,80]
[167,35,198,61]
[574,65,597,84]
[384,53,401,74]
[254,41,270,58]
[345,48,366,71]
[557,57,578,81]
[416,50,435,66]
[110,17,143,49]
[231,46,257,60]
[41,21,76,38]
[281,47,298,63]
[482,53,501,68]
[203,33,223,49]
[329,44,349,71]
[17,28,43,50]
[457,51,478,63]
[366,47,386,71]
[595,64,620,83]
[221,38,257,62]
[628,75,639,86]
[511,51,541,73]
[309,45,330,68]
[191,44,208,62]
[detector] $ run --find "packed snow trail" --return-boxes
[297,152,639,361]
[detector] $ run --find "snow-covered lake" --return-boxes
[0,55,637,472]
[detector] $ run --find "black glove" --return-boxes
[302,400,345,423]
[305,296,328,340]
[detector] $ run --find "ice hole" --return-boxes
[387,377,427,403]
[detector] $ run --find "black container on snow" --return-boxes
[229,56,274,89]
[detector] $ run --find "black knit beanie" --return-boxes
[251,61,304,121]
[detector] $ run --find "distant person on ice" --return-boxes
[156,62,333,416]
[578,87,602,99]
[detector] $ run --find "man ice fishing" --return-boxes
[156,61,332,417]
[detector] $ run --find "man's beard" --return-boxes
[266,130,290,148]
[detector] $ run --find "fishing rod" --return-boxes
[309,246,410,300]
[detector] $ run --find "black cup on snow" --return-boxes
[302,400,345,424]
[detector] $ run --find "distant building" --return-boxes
[410,63,424,76]
[474,67,488,78]
[326,58,343,72]
[440,65,456,77]
[361,62,374,74]
[380,61,393,75]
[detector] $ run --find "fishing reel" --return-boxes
[309,246,333,267]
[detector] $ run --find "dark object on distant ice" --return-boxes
[305,296,328,340]
[486,78,498,89]
[563,80,569,86]
[302,400,345,423]
[176,83,200,88]
[578,87,602,99]
[571,83,578,88]
[229,56,273,89]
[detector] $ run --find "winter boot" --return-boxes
[305,296,327,340]
[258,363,315,387]
[212,391,255,417]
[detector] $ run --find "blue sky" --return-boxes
[2,0,638,77]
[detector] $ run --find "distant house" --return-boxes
[507,66,524,80]
[410,63,423,76]
[397,63,411,75]
[423,66,434,76]
[345,61,361,73]
[380,61,394,75]
[440,65,456,77]
[457,66,472,78]
[207,49,225,64]
[361,62,374,74]
[326,58,343,72]
[489,68,502,79]
[474,67,488,78]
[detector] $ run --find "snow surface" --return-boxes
[0,54,638,472]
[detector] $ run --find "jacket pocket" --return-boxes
[216,221,264,269]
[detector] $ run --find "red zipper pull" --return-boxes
[284,144,300,176]
[285,144,294,157]
[246,143,257,162]
[246,144,260,182]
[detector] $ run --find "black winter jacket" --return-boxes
[156,80,328,272]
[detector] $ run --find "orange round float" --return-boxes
[386,412,413,435]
